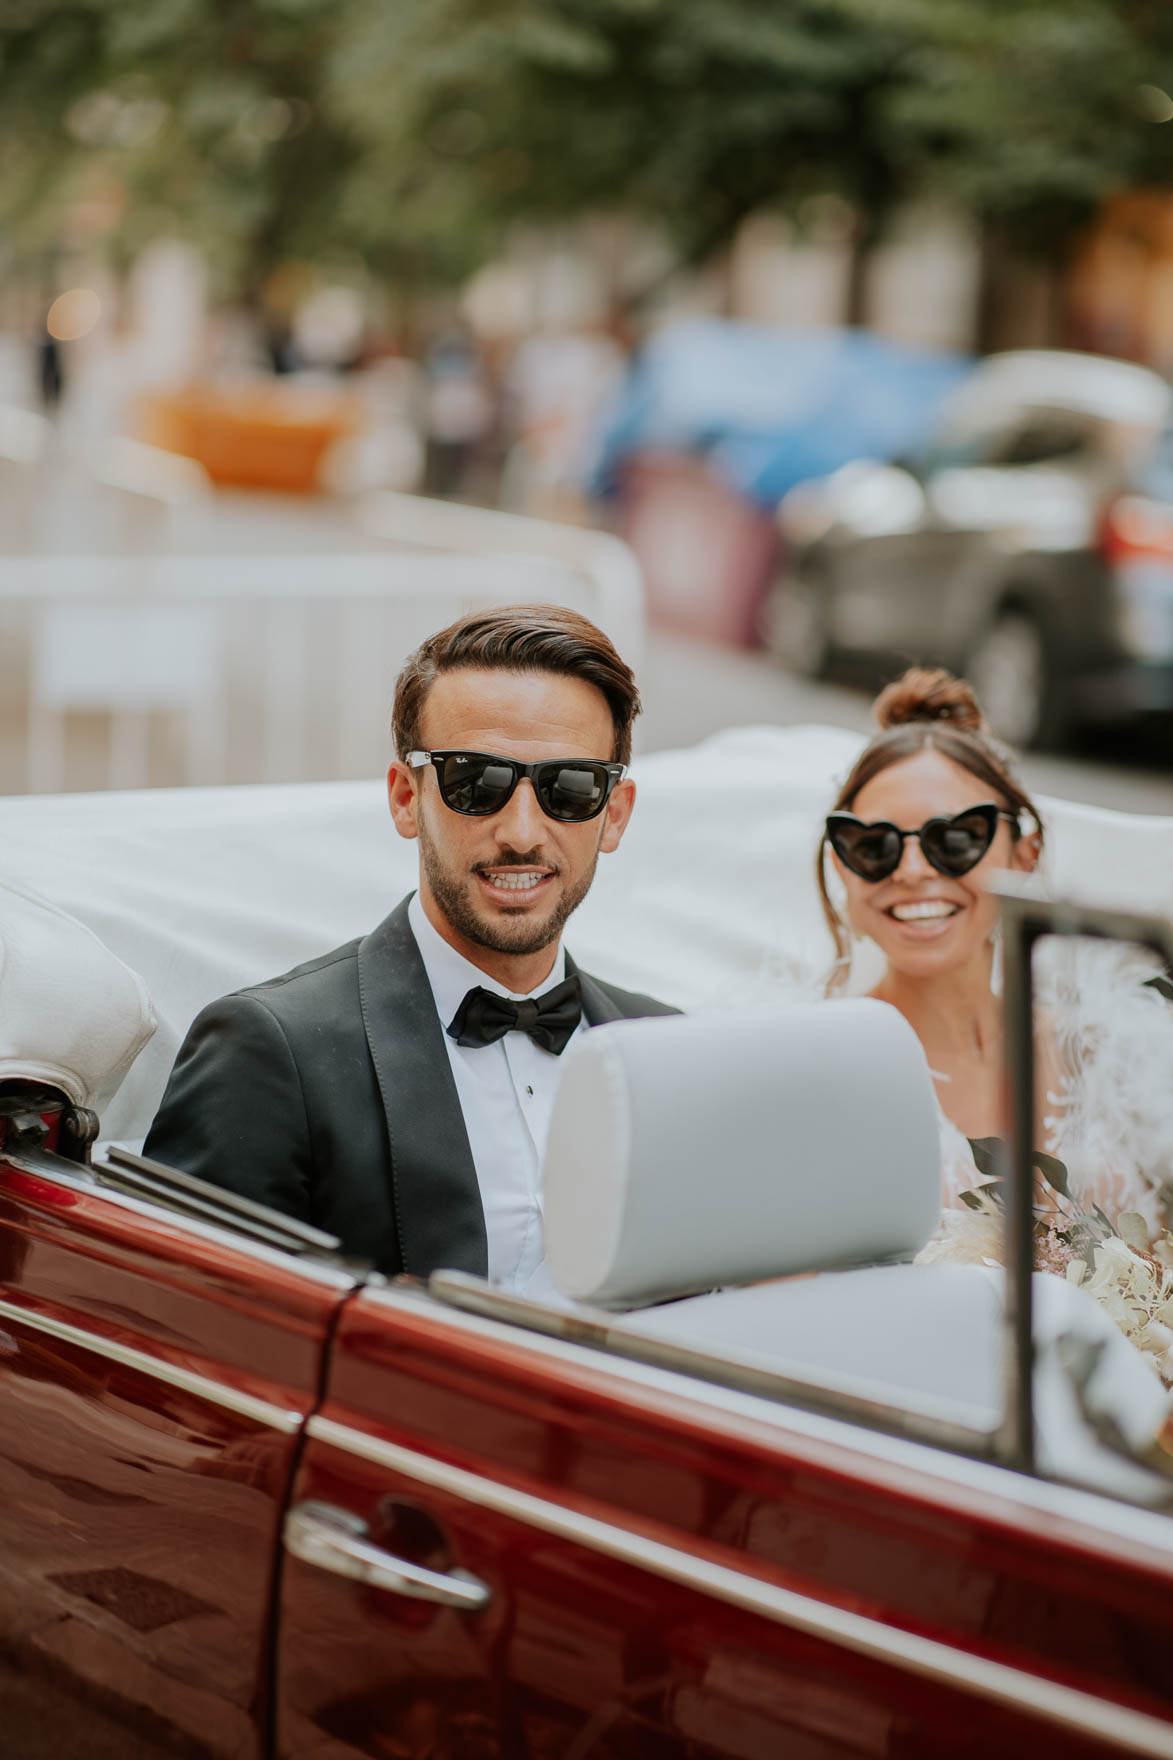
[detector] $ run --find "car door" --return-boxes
[0,1135,356,1760]
[275,1280,1173,1760]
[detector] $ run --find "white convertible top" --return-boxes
[0,722,1170,1139]
[0,876,155,1112]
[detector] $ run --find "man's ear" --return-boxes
[387,761,420,842]
[598,777,636,856]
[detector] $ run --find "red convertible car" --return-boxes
[1,735,1172,1759]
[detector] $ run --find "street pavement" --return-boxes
[640,629,1173,817]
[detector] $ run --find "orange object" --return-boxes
[139,382,361,494]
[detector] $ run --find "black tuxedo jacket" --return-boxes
[144,895,678,1276]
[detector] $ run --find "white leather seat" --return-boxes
[543,1007,1172,1502]
[621,1262,1004,1426]
[544,1000,941,1308]
[614,1265,1170,1501]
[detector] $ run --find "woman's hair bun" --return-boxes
[872,667,985,735]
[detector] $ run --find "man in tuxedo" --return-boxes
[144,603,677,1289]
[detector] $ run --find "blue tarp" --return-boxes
[592,319,973,509]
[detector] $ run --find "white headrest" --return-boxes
[0,878,156,1114]
[544,1001,940,1308]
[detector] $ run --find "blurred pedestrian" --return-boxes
[501,323,625,522]
[37,328,64,411]
[422,328,494,498]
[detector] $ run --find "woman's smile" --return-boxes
[884,896,962,930]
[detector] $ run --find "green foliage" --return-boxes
[324,0,1173,272]
[0,0,1170,293]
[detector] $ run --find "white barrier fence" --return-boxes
[0,541,645,793]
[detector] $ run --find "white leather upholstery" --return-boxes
[0,877,156,1112]
[613,1264,1171,1503]
[543,1000,941,1307]
[542,988,1171,1495]
[617,1262,1003,1423]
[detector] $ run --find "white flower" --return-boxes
[1077,1233,1173,1384]
[915,1199,1003,1268]
[1092,1236,1143,1280]
[1116,1212,1151,1252]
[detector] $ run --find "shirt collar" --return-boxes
[407,890,567,1029]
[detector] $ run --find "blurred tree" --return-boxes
[328,0,1173,316]
[0,0,1170,310]
[0,0,364,298]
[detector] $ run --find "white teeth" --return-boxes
[484,871,547,891]
[890,900,957,922]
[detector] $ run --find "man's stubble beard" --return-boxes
[418,815,600,958]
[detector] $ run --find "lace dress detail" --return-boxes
[1037,939,1171,1238]
[929,941,1172,1239]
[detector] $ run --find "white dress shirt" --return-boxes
[407,891,582,1297]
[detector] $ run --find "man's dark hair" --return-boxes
[393,604,641,765]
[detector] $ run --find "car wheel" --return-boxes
[761,575,830,678]
[966,611,1058,749]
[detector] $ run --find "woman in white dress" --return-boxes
[816,666,1170,1242]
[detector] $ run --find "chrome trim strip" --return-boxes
[364,1280,1173,1564]
[307,1415,1173,1758]
[0,1150,356,1290]
[101,1143,345,1257]
[0,1293,303,1433]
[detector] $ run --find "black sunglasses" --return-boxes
[407,749,626,823]
[825,802,1020,882]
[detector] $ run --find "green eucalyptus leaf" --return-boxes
[1032,1150,1070,1197]
[968,1137,1002,1181]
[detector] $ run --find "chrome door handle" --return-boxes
[284,1500,491,1612]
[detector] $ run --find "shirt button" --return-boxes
[525,1085,534,1096]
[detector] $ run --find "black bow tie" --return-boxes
[447,975,583,1055]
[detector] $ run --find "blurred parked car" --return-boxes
[594,320,970,647]
[765,350,1173,747]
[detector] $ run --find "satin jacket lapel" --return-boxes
[357,897,488,1279]
[568,951,625,1027]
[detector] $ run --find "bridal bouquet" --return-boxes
[1065,1222,1173,1387]
[919,1142,1173,1387]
